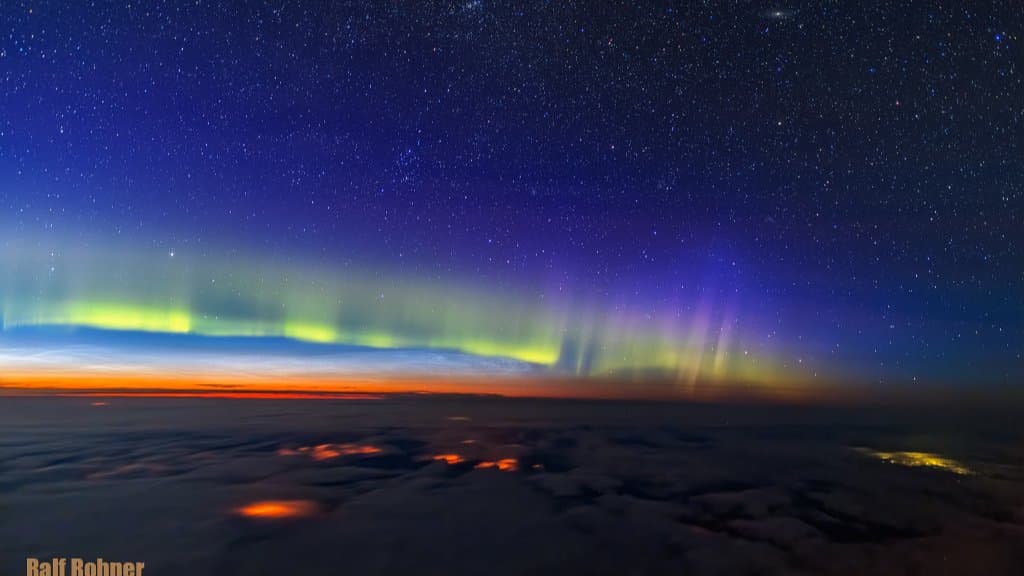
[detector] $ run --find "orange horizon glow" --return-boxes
[58,391,385,400]
[235,500,319,519]
[0,369,848,404]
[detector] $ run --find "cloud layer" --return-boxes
[2,397,1022,575]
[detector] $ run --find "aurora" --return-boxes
[0,233,808,394]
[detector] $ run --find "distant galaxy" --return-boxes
[763,8,795,21]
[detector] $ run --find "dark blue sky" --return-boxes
[1,1,1021,384]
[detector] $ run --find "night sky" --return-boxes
[1,2,1021,389]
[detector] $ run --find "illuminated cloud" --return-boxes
[278,443,382,461]
[475,458,518,472]
[235,500,319,519]
[433,454,466,465]
[853,447,972,475]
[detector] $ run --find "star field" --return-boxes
[1,1,1021,384]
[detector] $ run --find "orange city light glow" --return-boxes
[433,453,465,465]
[279,443,382,460]
[235,500,318,519]
[475,458,518,472]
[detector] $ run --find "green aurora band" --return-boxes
[0,237,806,386]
